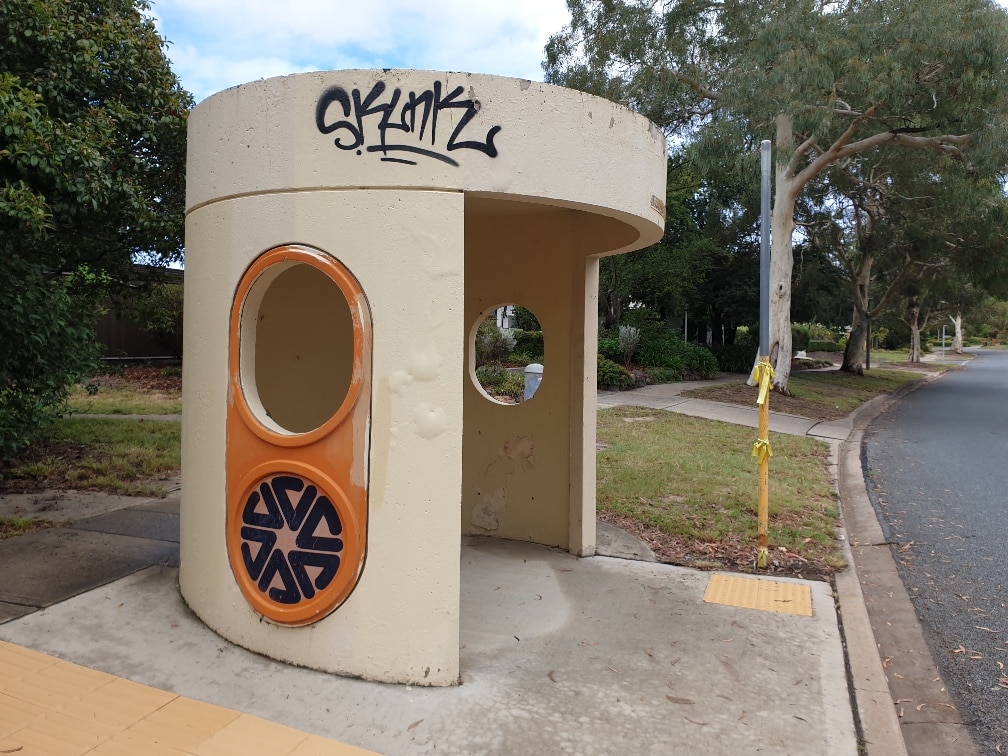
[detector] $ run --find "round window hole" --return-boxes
[471,304,544,406]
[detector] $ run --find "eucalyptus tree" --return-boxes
[0,0,191,455]
[801,151,1007,372]
[545,0,1008,391]
[944,282,989,354]
[599,158,720,329]
[897,269,956,363]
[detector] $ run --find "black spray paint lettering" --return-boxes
[315,81,502,167]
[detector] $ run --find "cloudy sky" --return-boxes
[150,0,1008,106]
[148,0,572,104]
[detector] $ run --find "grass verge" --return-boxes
[0,417,181,497]
[66,363,183,415]
[67,386,182,415]
[598,407,843,580]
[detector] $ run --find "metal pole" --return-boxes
[756,139,772,569]
[759,141,771,358]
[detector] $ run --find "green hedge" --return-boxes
[709,343,755,373]
[599,326,718,382]
[512,329,544,361]
[634,329,718,379]
[808,339,844,352]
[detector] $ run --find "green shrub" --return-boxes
[475,365,525,401]
[0,261,103,460]
[684,342,719,377]
[510,306,541,331]
[811,323,842,342]
[512,329,544,362]
[735,326,757,348]
[475,319,515,366]
[635,328,683,368]
[119,282,183,358]
[645,366,677,384]
[709,343,755,373]
[597,356,634,390]
[791,323,811,352]
[635,327,718,379]
[880,327,908,350]
[620,306,663,330]
[598,331,623,363]
[619,325,641,365]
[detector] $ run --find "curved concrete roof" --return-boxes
[186,69,667,252]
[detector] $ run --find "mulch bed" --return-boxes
[88,363,182,393]
[681,382,848,422]
[599,511,837,583]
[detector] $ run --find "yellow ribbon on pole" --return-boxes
[752,356,773,569]
[751,438,773,465]
[752,359,775,406]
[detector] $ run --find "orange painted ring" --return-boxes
[227,460,364,626]
[229,244,368,448]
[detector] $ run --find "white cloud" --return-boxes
[150,0,571,103]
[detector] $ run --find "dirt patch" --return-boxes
[0,441,107,494]
[599,511,837,583]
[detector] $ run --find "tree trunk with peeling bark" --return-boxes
[844,311,867,374]
[841,257,872,374]
[950,313,964,353]
[750,116,799,393]
[908,305,924,363]
[766,169,798,391]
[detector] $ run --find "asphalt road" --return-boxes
[863,348,1008,754]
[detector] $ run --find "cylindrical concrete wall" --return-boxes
[182,70,665,685]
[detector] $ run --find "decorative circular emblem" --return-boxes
[241,473,343,604]
[230,469,361,624]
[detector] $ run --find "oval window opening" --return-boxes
[471,304,544,406]
[243,262,354,434]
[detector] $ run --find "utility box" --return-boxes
[181,69,666,685]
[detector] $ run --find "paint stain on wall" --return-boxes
[471,487,507,531]
[499,436,535,470]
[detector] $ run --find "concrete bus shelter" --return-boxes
[181,69,666,685]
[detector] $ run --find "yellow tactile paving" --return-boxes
[196,714,313,756]
[0,642,58,679]
[124,696,243,750]
[60,677,177,730]
[703,573,813,617]
[0,641,377,755]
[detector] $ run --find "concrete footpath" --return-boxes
[0,364,968,755]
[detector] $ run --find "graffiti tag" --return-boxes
[315,80,502,167]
